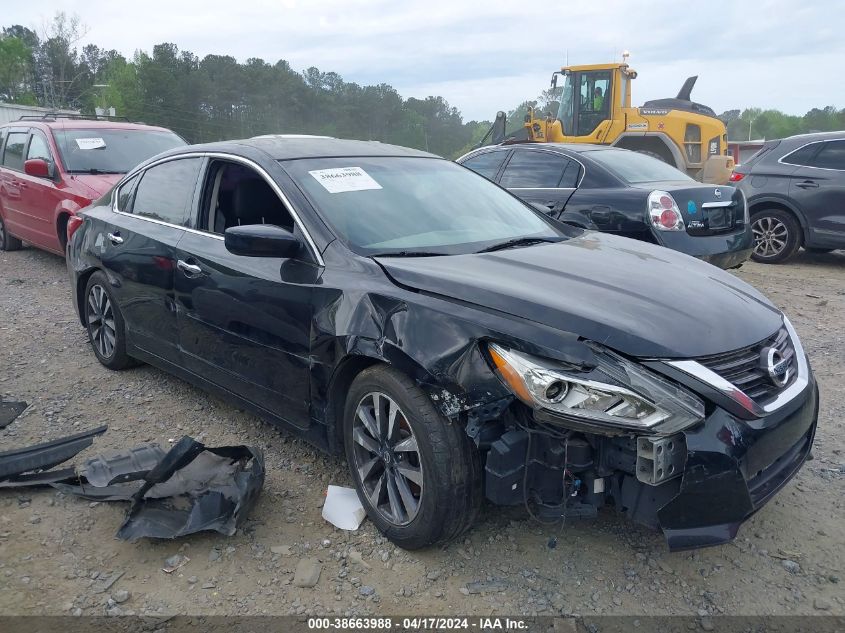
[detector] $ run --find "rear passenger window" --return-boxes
[462,151,508,181]
[811,140,845,170]
[500,150,575,188]
[3,132,28,171]
[132,158,202,227]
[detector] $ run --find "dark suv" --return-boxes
[0,116,185,255]
[732,131,845,263]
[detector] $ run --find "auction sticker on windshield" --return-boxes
[309,167,382,193]
[75,137,107,150]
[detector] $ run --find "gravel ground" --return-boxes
[0,246,843,618]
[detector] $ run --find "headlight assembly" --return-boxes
[488,343,704,434]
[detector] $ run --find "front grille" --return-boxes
[697,327,796,404]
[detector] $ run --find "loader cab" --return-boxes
[552,65,632,137]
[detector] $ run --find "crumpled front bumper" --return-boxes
[657,375,818,551]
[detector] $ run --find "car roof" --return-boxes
[780,131,845,143]
[5,119,175,133]
[178,136,439,161]
[462,142,614,158]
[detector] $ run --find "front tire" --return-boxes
[84,271,136,370]
[343,365,482,549]
[0,214,22,251]
[750,209,802,263]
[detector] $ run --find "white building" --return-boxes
[0,103,80,125]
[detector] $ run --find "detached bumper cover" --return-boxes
[657,378,818,550]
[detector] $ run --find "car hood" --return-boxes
[67,173,124,199]
[376,232,783,359]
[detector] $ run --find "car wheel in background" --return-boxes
[750,209,802,263]
[0,214,22,251]
[343,365,482,549]
[84,271,136,370]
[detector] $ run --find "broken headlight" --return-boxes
[488,343,704,434]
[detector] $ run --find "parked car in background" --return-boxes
[457,144,752,269]
[0,115,185,255]
[731,131,845,263]
[68,136,816,552]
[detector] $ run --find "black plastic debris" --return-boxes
[0,425,107,482]
[52,443,168,500]
[0,399,27,429]
[114,436,264,541]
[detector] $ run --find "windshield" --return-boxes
[584,148,693,183]
[283,157,564,256]
[54,128,186,174]
[556,73,575,136]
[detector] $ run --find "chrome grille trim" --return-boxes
[665,317,809,418]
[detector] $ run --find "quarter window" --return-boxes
[782,143,819,167]
[811,140,845,170]
[500,150,577,188]
[26,133,53,162]
[116,173,141,212]
[2,132,28,171]
[462,151,508,181]
[131,158,202,227]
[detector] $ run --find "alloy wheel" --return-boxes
[350,391,423,525]
[752,216,789,258]
[86,284,116,359]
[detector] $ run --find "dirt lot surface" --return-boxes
[1,247,843,619]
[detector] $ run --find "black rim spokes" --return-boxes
[351,392,423,525]
[87,285,116,358]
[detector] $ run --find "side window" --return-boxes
[559,160,581,188]
[26,133,53,162]
[115,173,141,212]
[0,128,7,157]
[201,160,294,234]
[132,158,202,227]
[810,140,845,170]
[461,151,508,181]
[500,150,573,188]
[3,132,28,171]
[782,143,820,167]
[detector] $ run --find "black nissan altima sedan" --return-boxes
[67,136,818,551]
[457,144,753,269]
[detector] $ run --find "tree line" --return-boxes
[0,13,842,159]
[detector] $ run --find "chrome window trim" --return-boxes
[112,151,325,265]
[778,139,845,172]
[502,146,587,189]
[458,146,586,188]
[664,317,809,418]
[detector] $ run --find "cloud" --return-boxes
[5,0,843,120]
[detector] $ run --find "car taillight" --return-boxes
[647,191,685,231]
[728,172,744,182]
[67,215,84,243]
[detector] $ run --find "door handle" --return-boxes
[107,232,123,245]
[795,180,819,189]
[177,259,204,277]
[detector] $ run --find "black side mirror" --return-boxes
[224,224,301,258]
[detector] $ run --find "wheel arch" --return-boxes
[748,196,809,244]
[54,201,81,252]
[74,266,100,326]
[612,133,685,170]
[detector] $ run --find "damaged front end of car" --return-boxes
[471,317,817,551]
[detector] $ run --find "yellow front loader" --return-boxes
[484,61,734,184]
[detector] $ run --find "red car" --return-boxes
[0,116,185,255]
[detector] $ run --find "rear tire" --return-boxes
[750,209,802,263]
[0,214,22,252]
[84,271,137,370]
[343,365,482,549]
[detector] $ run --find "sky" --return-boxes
[4,0,843,121]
